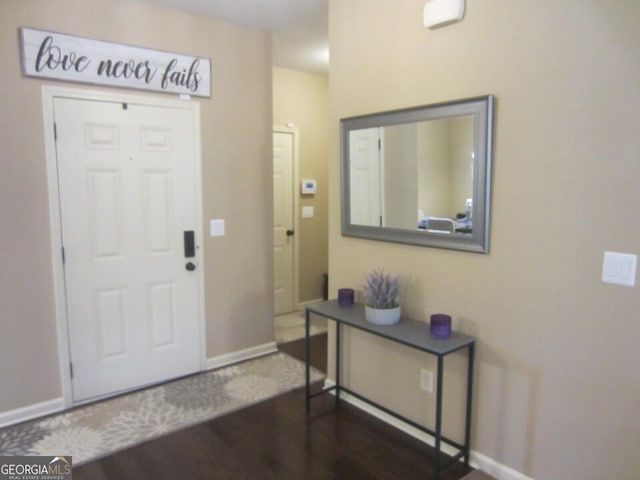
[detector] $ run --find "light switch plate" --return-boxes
[302,206,314,218]
[210,219,225,237]
[602,251,637,287]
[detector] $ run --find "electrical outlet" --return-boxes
[420,369,433,394]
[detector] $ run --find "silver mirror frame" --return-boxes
[340,95,495,253]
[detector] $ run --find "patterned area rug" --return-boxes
[0,352,324,465]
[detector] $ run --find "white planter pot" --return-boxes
[365,305,401,325]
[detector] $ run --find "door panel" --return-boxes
[273,131,295,314]
[88,169,125,259]
[55,97,202,402]
[96,288,127,358]
[142,170,174,254]
[149,283,176,347]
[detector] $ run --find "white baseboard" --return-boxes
[324,380,534,480]
[470,450,534,480]
[296,298,324,310]
[0,397,65,429]
[206,341,278,370]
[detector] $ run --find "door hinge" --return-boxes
[70,362,74,379]
[61,246,66,264]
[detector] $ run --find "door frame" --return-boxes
[42,86,206,407]
[273,125,300,311]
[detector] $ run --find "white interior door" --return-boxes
[273,130,295,315]
[55,97,203,402]
[349,128,383,226]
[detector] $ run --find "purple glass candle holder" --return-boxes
[338,288,355,307]
[430,314,452,339]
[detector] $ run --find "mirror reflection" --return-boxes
[349,116,474,233]
[341,95,494,253]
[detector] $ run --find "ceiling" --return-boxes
[137,0,329,74]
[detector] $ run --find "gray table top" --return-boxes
[306,300,474,356]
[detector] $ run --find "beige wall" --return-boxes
[448,117,473,217]
[0,0,273,412]
[329,1,640,479]
[418,120,450,217]
[273,67,329,303]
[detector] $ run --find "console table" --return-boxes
[305,300,475,480]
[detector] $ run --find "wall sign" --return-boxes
[20,27,211,98]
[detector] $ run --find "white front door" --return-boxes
[54,97,203,402]
[349,128,383,226]
[273,130,295,315]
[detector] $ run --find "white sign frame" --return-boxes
[20,27,211,98]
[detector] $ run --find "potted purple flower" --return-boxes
[362,269,401,325]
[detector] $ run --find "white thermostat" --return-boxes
[301,179,317,195]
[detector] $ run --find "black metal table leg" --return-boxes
[335,321,341,405]
[464,342,475,465]
[434,354,444,480]
[305,308,311,413]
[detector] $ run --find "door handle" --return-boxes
[184,231,195,257]
[286,229,294,237]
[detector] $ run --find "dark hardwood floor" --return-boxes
[278,331,328,373]
[74,333,473,480]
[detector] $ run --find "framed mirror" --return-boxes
[341,95,494,253]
